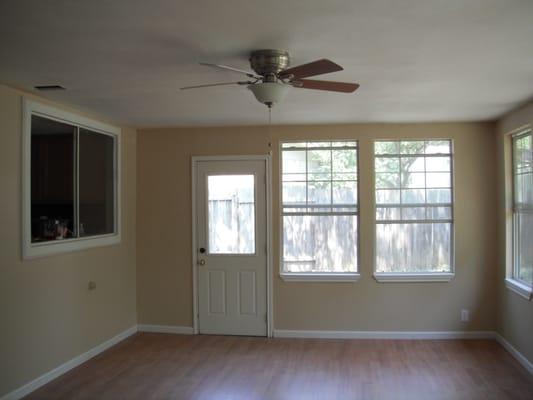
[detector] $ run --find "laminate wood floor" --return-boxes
[25,333,533,400]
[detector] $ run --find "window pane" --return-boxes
[79,129,115,237]
[427,188,452,203]
[282,142,306,148]
[515,174,533,205]
[282,173,306,182]
[403,172,425,188]
[401,156,425,172]
[425,140,451,154]
[283,215,357,272]
[514,135,532,205]
[376,189,400,204]
[31,115,76,242]
[308,181,331,205]
[427,206,452,220]
[331,141,357,148]
[426,156,451,172]
[308,172,331,181]
[332,181,357,204]
[400,141,425,154]
[426,172,451,188]
[208,175,255,254]
[375,157,399,173]
[308,149,331,174]
[376,223,452,273]
[283,182,306,204]
[282,150,306,174]
[308,142,332,148]
[375,141,399,155]
[376,172,400,189]
[401,189,425,203]
[332,150,357,173]
[376,207,401,221]
[517,213,533,284]
[333,172,357,181]
[403,207,426,220]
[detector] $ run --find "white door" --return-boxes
[195,159,267,336]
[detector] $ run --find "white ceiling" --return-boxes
[1,0,532,127]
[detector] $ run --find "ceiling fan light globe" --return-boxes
[247,82,290,106]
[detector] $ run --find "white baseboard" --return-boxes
[0,325,137,400]
[273,329,496,340]
[137,324,194,335]
[495,333,533,375]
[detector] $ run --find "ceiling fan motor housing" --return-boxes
[249,49,290,79]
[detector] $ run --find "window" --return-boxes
[23,99,120,258]
[281,141,359,280]
[374,140,454,281]
[511,131,533,291]
[207,175,255,254]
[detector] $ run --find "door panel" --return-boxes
[239,270,256,316]
[196,159,267,336]
[208,270,226,315]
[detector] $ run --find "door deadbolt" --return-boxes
[199,247,206,254]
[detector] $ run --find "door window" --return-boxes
[207,175,255,254]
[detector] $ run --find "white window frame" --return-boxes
[373,139,455,283]
[279,140,360,282]
[506,129,533,300]
[22,98,121,259]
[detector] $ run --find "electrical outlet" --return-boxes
[461,309,470,322]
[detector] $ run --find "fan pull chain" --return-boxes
[268,107,272,125]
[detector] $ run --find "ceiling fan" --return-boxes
[181,49,359,108]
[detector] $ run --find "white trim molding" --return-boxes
[137,325,194,335]
[496,333,533,375]
[273,329,495,340]
[280,273,360,282]
[0,326,137,400]
[505,278,533,300]
[374,272,455,283]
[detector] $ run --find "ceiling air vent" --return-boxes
[34,85,66,91]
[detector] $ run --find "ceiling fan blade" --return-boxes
[180,81,250,90]
[292,79,359,93]
[199,62,259,78]
[280,59,343,79]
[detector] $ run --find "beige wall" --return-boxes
[496,101,533,364]
[137,122,498,332]
[0,85,137,397]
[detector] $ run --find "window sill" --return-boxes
[23,234,120,259]
[373,272,455,283]
[280,273,360,282]
[505,278,533,300]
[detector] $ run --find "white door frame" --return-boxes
[191,155,273,337]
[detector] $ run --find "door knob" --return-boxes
[198,259,206,266]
